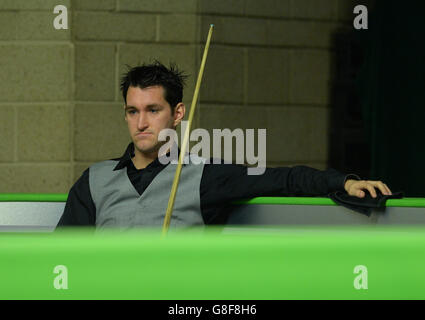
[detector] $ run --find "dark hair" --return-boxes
[120,61,188,109]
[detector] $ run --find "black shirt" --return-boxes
[58,143,352,226]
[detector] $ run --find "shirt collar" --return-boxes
[113,143,135,171]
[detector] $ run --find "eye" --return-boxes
[150,109,158,113]
[127,110,137,115]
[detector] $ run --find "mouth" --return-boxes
[136,132,153,136]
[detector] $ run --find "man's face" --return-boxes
[124,85,184,156]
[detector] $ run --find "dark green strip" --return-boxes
[386,198,425,208]
[233,197,425,208]
[1,194,425,208]
[0,194,67,202]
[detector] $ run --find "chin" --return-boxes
[134,142,160,155]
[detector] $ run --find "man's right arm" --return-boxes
[57,168,96,227]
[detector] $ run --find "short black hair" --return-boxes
[120,61,188,109]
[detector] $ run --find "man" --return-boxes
[58,62,392,228]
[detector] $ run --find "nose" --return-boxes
[137,112,149,131]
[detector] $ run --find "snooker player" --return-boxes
[57,62,392,228]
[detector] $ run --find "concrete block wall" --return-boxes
[0,0,72,193]
[0,0,364,194]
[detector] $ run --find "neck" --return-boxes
[131,144,172,169]
[132,149,158,170]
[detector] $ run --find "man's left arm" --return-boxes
[201,163,391,206]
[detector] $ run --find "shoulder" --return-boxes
[202,159,248,177]
[89,159,120,172]
[69,160,121,188]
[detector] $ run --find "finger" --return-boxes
[366,181,391,196]
[377,181,392,195]
[357,190,365,198]
[384,183,392,195]
[375,181,390,195]
[364,184,377,198]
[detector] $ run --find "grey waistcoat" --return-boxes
[89,155,205,229]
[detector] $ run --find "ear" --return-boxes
[123,105,128,121]
[173,103,186,127]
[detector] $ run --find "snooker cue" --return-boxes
[161,24,214,236]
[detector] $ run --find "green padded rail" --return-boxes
[1,227,425,299]
[234,197,425,208]
[1,194,425,207]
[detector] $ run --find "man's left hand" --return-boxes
[344,180,392,198]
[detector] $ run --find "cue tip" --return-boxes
[210,24,214,27]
